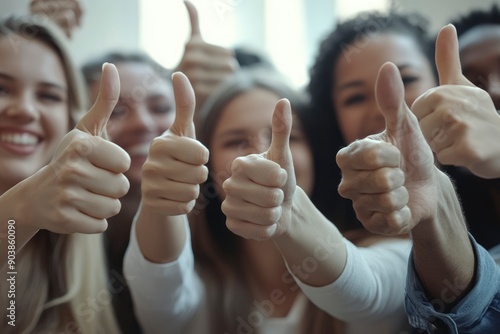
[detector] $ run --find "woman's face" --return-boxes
[209,88,314,200]
[89,62,174,187]
[332,32,436,144]
[0,35,69,193]
[459,25,500,109]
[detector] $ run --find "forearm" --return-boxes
[411,170,474,308]
[124,212,203,334]
[135,204,188,264]
[0,179,39,268]
[273,186,347,287]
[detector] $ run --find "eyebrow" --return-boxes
[335,64,412,92]
[217,129,250,139]
[0,72,67,92]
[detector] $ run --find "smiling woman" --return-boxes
[0,16,126,333]
[0,30,70,193]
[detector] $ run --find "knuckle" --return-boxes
[221,178,236,195]
[186,184,200,201]
[266,189,284,207]
[175,201,194,215]
[337,180,353,198]
[141,160,160,177]
[259,207,281,224]
[256,225,276,240]
[379,192,397,211]
[230,157,245,175]
[117,175,130,197]
[148,137,167,156]
[109,199,122,217]
[374,169,393,191]
[197,165,209,183]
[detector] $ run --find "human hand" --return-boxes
[222,99,295,240]
[412,24,500,179]
[141,72,209,216]
[175,1,238,110]
[26,63,130,233]
[337,62,437,235]
[30,0,84,38]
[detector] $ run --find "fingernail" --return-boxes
[102,62,108,71]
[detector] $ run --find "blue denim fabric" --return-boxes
[405,235,500,334]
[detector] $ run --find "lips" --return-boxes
[0,131,41,155]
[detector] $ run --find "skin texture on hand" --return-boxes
[222,99,294,240]
[0,63,130,266]
[412,24,500,179]
[337,55,474,309]
[337,62,437,235]
[135,72,209,264]
[222,99,348,287]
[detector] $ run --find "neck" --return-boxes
[241,239,300,317]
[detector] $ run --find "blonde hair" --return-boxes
[0,16,119,333]
[190,70,345,333]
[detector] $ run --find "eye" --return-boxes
[401,76,418,85]
[223,139,248,148]
[0,85,9,96]
[39,92,65,103]
[343,94,365,106]
[150,104,173,114]
[111,104,128,119]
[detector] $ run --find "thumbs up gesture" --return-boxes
[221,99,294,240]
[337,62,438,235]
[176,1,238,111]
[412,25,500,179]
[140,72,209,215]
[23,63,131,234]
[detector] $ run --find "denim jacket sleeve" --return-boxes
[405,234,500,334]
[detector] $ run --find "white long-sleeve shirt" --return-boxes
[124,218,411,334]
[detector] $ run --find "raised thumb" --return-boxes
[268,99,293,167]
[436,24,473,86]
[375,62,413,135]
[75,62,120,136]
[169,72,196,138]
[184,0,202,39]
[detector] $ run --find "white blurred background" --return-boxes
[1,0,498,88]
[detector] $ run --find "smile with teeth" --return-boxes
[0,132,39,146]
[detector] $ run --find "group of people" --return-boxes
[0,1,499,333]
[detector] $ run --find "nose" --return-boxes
[366,101,386,132]
[2,92,38,122]
[127,105,156,134]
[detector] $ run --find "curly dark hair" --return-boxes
[304,11,435,231]
[451,4,500,37]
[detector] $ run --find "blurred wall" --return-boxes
[1,0,140,66]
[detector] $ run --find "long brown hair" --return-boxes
[0,16,119,333]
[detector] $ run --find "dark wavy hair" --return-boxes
[304,11,435,231]
[452,4,500,37]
